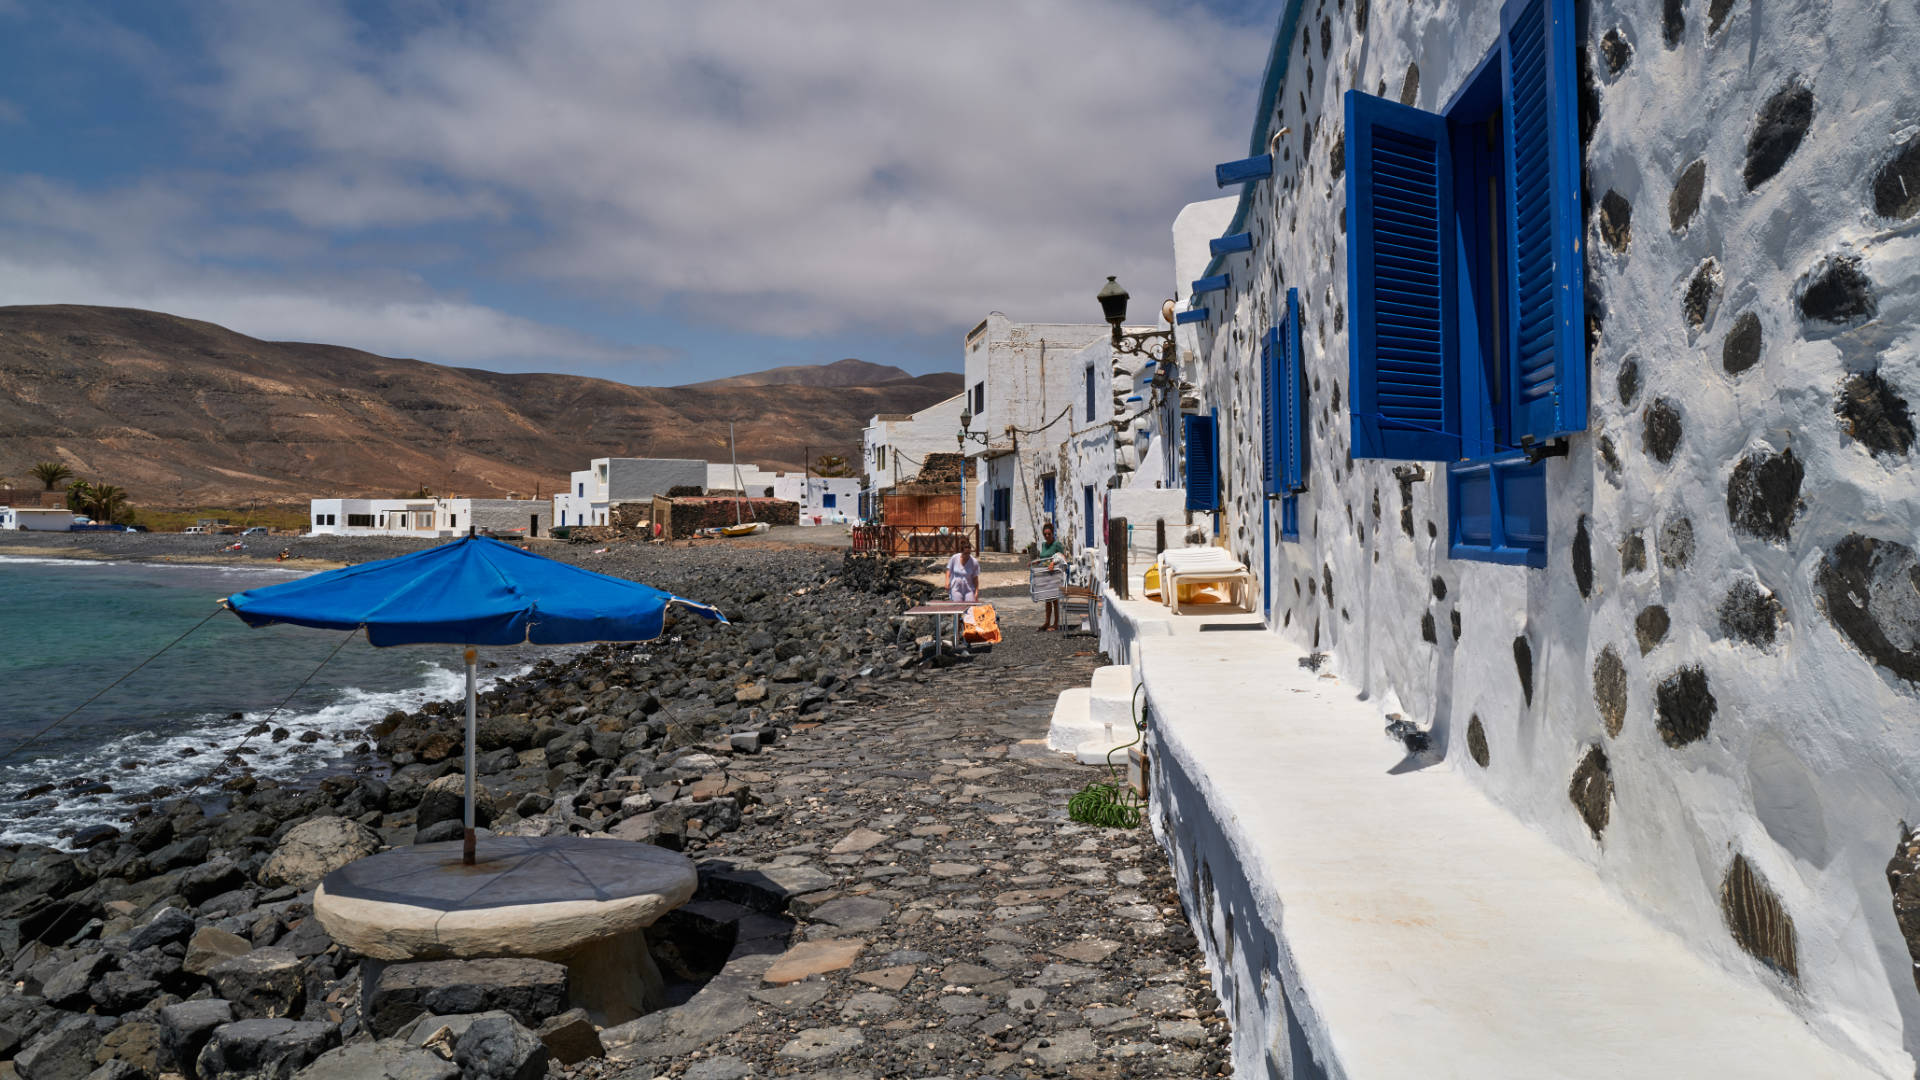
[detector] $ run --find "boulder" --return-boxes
[158,998,234,1078]
[15,1014,116,1080]
[88,970,160,1015]
[414,774,496,832]
[179,858,248,905]
[208,948,306,1019]
[453,1012,550,1080]
[185,926,254,976]
[476,714,536,752]
[128,905,196,951]
[366,958,568,1038]
[41,951,114,1009]
[92,1018,161,1076]
[195,1019,339,1080]
[258,817,381,891]
[535,1007,605,1065]
[290,1039,458,1080]
[82,1062,144,1080]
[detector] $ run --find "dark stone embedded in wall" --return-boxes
[1620,532,1648,574]
[1421,611,1437,643]
[1400,63,1419,106]
[1644,398,1683,464]
[1816,534,1920,683]
[1744,81,1814,191]
[1617,357,1641,406]
[1467,715,1490,767]
[1370,487,1381,522]
[1569,745,1614,840]
[1662,0,1686,47]
[1451,609,1462,641]
[1514,636,1535,708]
[1587,283,1606,359]
[1598,190,1632,252]
[1873,139,1920,220]
[1428,519,1438,539]
[1578,41,1599,149]
[1322,564,1334,607]
[1431,575,1447,601]
[1660,516,1695,568]
[1723,310,1763,374]
[1600,28,1633,75]
[1669,158,1707,232]
[1797,254,1877,324]
[1727,447,1804,542]
[1593,646,1629,738]
[1684,258,1721,329]
[1708,0,1737,32]
[1719,577,1780,648]
[1330,129,1345,180]
[1655,665,1716,747]
[1320,14,1332,57]
[1331,381,1342,413]
[1885,828,1920,995]
[1837,371,1915,457]
[1635,605,1671,655]
[1355,0,1369,34]
[1598,434,1622,473]
[1722,854,1799,980]
[1573,516,1594,599]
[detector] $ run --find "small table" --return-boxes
[313,835,696,1026]
[899,601,975,655]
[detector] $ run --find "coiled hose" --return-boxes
[1067,682,1147,829]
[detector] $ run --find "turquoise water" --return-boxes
[0,557,484,848]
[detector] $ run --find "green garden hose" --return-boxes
[1067,683,1147,829]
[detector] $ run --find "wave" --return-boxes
[0,661,529,850]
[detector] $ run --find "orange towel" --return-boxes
[962,604,1001,644]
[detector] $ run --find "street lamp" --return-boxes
[1096,276,1176,364]
[956,403,988,449]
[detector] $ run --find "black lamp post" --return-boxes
[956,404,987,449]
[1097,276,1176,363]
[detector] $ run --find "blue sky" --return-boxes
[0,0,1283,385]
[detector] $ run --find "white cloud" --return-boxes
[187,0,1271,333]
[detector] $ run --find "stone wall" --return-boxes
[652,497,798,539]
[1179,0,1920,1069]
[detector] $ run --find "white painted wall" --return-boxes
[1171,0,1920,1070]
[12,507,73,532]
[862,392,966,497]
[772,475,861,523]
[707,463,777,495]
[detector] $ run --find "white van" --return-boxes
[182,526,207,535]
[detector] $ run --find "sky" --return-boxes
[0,1,1284,385]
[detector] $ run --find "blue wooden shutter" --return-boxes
[1261,326,1280,496]
[1344,89,1459,461]
[1184,413,1218,512]
[1501,0,1586,442]
[1281,288,1306,492]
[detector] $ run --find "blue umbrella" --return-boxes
[223,535,726,862]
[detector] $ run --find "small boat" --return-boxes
[720,521,769,537]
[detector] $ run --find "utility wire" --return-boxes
[1,609,223,764]
[202,627,364,779]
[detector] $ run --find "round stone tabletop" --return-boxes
[312,834,698,963]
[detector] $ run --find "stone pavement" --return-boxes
[574,607,1229,1079]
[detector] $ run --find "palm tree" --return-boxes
[30,461,72,491]
[64,479,92,515]
[87,485,129,524]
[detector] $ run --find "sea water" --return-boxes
[0,556,510,848]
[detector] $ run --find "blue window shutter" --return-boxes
[1501,0,1586,442]
[1260,326,1279,496]
[1282,288,1306,492]
[1184,413,1218,512]
[1344,89,1459,461]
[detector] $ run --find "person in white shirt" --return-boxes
[945,536,980,602]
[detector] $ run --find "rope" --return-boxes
[0,609,222,763]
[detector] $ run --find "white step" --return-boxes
[1089,665,1136,736]
[1046,688,1100,755]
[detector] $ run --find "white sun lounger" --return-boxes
[1158,546,1254,615]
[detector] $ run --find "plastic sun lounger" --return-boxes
[1157,547,1254,615]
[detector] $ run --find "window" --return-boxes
[347,514,375,528]
[876,446,887,469]
[576,482,584,497]
[325,514,337,526]
[1344,0,1583,566]
[991,488,1011,522]
[1041,474,1056,516]
[972,382,985,415]
[1184,413,1218,512]
[822,493,837,508]
[1083,485,1095,548]
[1084,365,1097,423]
[450,515,458,530]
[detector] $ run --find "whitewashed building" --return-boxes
[308,498,549,538]
[1086,0,1920,1075]
[771,474,861,524]
[706,462,777,497]
[861,391,968,518]
[552,457,706,529]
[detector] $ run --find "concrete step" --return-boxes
[1044,688,1099,756]
[1088,665,1136,736]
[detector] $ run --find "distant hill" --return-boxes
[684,357,922,389]
[0,306,962,508]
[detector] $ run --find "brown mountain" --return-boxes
[684,357,917,389]
[0,305,961,508]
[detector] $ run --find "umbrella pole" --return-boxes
[464,647,477,865]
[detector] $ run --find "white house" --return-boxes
[861,391,968,518]
[957,314,1110,553]
[1087,0,1920,1074]
[11,507,79,531]
[771,474,861,524]
[308,497,549,538]
[552,457,707,529]
[706,462,777,497]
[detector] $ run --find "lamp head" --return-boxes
[1096,276,1129,328]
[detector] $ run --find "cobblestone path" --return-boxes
[584,617,1231,1079]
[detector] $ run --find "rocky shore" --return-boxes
[1,542,1228,1079]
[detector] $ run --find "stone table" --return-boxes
[313,834,697,1026]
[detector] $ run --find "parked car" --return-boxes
[242,527,270,536]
